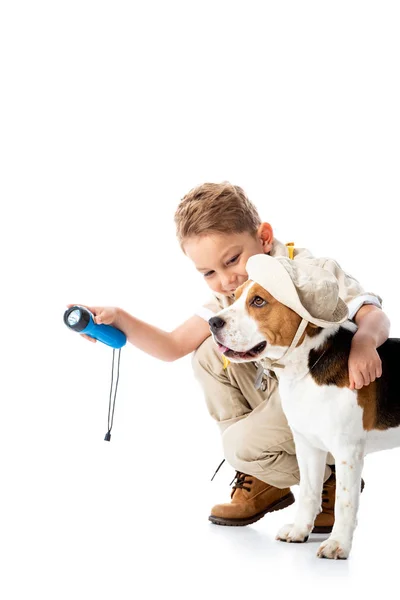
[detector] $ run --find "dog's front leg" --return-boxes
[276,431,327,543]
[317,438,365,560]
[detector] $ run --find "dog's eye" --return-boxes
[251,296,267,307]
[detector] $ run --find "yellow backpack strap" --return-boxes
[286,242,295,260]
[222,355,230,370]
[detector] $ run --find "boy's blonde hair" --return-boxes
[174,182,262,251]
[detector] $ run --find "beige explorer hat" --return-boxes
[246,254,349,328]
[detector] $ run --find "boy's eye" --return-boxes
[251,296,267,307]
[227,254,240,265]
[203,254,240,278]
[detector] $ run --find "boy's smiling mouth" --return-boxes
[214,339,267,360]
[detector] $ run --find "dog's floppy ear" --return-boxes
[308,322,319,329]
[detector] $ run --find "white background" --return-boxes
[1,1,400,597]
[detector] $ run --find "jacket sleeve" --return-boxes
[318,258,382,320]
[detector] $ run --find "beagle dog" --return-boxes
[208,267,400,560]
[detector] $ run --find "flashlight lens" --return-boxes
[67,308,81,326]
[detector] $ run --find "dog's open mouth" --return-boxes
[216,340,267,360]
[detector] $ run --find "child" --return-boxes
[70,182,389,533]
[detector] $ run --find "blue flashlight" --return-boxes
[63,305,127,349]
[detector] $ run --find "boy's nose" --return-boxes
[221,276,237,292]
[209,316,226,332]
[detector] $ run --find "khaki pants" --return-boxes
[192,336,332,488]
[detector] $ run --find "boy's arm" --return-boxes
[353,304,390,348]
[349,304,390,390]
[114,309,211,362]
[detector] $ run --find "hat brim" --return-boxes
[246,254,349,328]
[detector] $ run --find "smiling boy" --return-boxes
[73,182,389,532]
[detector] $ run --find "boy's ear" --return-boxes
[257,222,274,253]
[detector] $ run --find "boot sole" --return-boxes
[208,491,295,527]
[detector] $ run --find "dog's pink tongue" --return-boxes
[218,344,229,353]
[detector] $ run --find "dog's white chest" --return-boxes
[278,374,364,450]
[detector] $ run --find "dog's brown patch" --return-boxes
[233,282,248,302]
[357,382,378,431]
[244,283,322,347]
[306,324,323,338]
[245,284,304,347]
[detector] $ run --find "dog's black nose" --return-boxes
[209,316,226,332]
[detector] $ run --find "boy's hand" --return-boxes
[348,334,382,390]
[66,304,119,343]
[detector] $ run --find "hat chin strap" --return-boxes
[259,318,309,372]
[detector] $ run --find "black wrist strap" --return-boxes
[104,348,121,441]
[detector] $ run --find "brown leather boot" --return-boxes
[312,467,365,534]
[209,472,295,526]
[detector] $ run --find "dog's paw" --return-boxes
[276,523,310,543]
[317,537,350,560]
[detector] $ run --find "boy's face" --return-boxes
[183,223,273,297]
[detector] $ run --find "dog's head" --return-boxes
[208,280,320,363]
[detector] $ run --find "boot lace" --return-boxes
[230,471,252,492]
[210,460,253,494]
[321,485,331,505]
